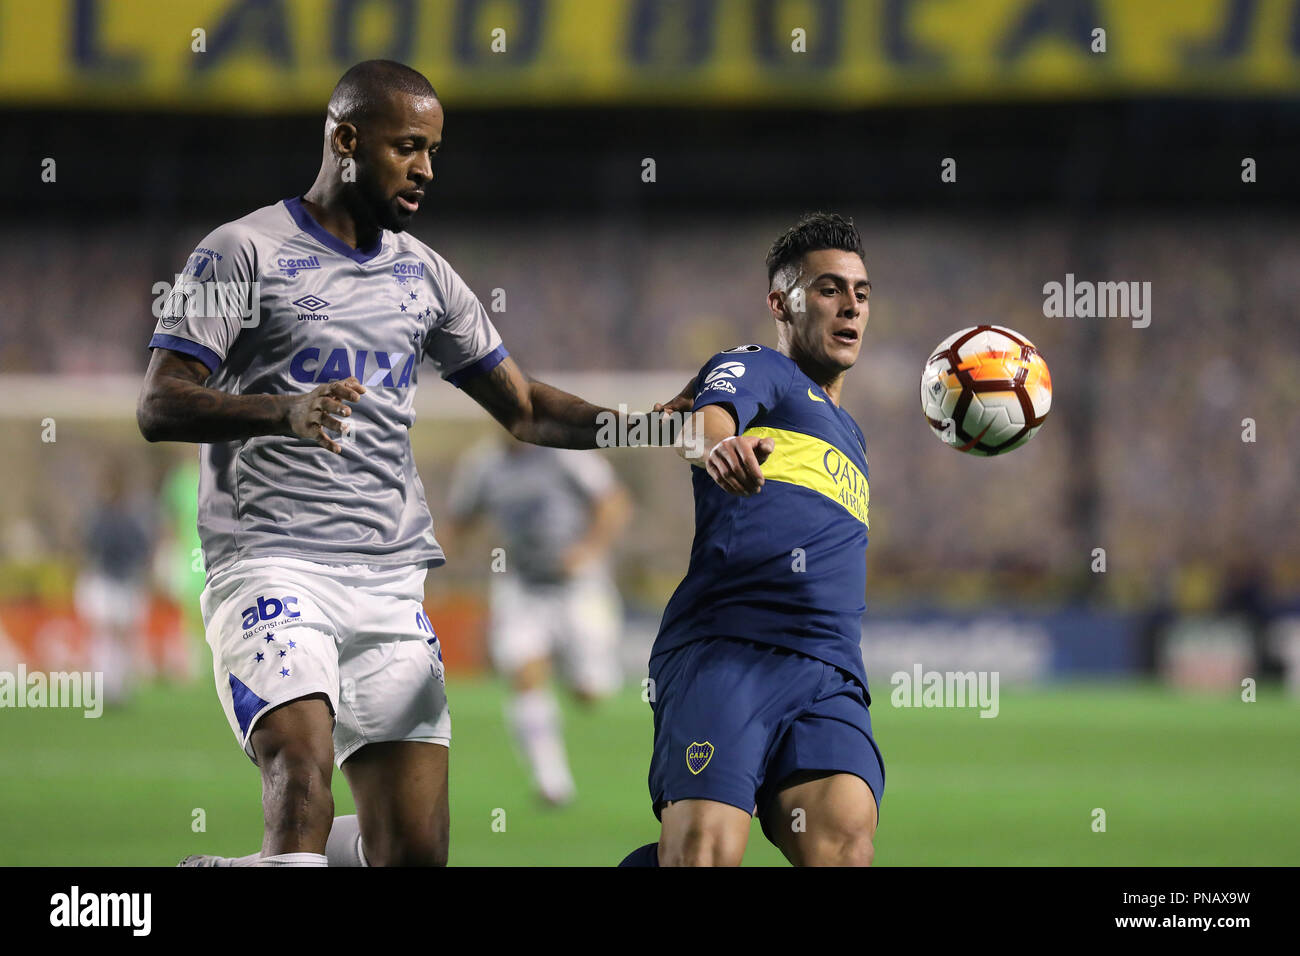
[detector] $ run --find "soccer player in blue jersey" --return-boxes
[621,212,883,867]
[137,60,655,867]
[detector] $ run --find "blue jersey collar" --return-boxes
[283,196,384,264]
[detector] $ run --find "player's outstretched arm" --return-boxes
[137,348,365,453]
[461,355,631,449]
[680,404,774,497]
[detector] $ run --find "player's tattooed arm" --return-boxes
[681,404,774,497]
[137,348,365,453]
[462,356,615,449]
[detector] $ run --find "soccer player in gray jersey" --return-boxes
[138,60,653,867]
[446,439,630,805]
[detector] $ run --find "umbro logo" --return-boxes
[292,294,329,312]
[292,294,331,321]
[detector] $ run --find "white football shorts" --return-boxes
[200,555,449,766]
[488,568,622,695]
[75,572,147,631]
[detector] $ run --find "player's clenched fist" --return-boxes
[285,376,367,454]
[706,434,775,497]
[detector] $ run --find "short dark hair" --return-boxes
[327,60,438,127]
[765,212,864,288]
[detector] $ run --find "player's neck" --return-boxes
[301,180,381,252]
[781,345,847,407]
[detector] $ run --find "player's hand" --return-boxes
[285,377,366,454]
[705,435,774,497]
[654,376,698,417]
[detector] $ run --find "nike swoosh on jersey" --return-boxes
[807,387,826,403]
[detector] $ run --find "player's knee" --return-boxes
[661,825,744,867]
[257,736,334,825]
[571,686,606,707]
[840,830,875,867]
[364,823,448,867]
[805,825,874,867]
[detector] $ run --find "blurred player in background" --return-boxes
[137,60,659,867]
[622,212,883,867]
[445,438,631,805]
[76,462,154,706]
[153,447,205,679]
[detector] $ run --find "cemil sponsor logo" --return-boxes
[279,255,321,277]
[392,260,425,282]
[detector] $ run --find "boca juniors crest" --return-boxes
[686,741,714,775]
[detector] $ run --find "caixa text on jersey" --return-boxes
[289,347,417,388]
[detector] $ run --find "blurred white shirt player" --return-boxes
[76,464,155,706]
[446,439,631,805]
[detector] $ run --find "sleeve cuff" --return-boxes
[445,344,508,388]
[693,392,750,433]
[149,334,222,374]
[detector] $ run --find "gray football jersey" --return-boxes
[447,443,616,584]
[148,197,505,580]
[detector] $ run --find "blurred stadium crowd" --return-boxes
[1,210,1296,631]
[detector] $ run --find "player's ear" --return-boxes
[330,122,359,161]
[767,288,792,324]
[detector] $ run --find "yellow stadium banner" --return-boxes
[2,0,1299,110]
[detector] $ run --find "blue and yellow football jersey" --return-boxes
[653,344,872,694]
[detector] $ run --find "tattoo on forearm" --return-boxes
[141,373,286,443]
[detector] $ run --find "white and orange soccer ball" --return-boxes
[920,325,1052,456]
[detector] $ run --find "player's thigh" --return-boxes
[341,740,449,867]
[659,799,752,867]
[557,573,622,699]
[488,576,555,676]
[201,562,344,764]
[333,567,451,865]
[332,565,450,767]
[649,638,823,865]
[762,770,877,867]
[250,693,336,773]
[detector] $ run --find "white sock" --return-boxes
[508,688,575,802]
[325,814,368,867]
[249,852,327,867]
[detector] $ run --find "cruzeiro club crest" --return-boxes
[686,741,714,775]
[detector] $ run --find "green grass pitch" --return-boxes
[2,677,1297,865]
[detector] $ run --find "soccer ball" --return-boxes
[920,325,1051,456]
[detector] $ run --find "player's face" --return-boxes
[787,248,870,372]
[354,93,444,233]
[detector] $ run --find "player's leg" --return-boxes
[659,799,751,867]
[77,573,130,706]
[558,568,623,707]
[757,662,885,867]
[340,741,448,866]
[330,563,452,865]
[492,576,575,804]
[182,561,345,866]
[761,771,877,866]
[639,638,819,867]
[249,694,337,857]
